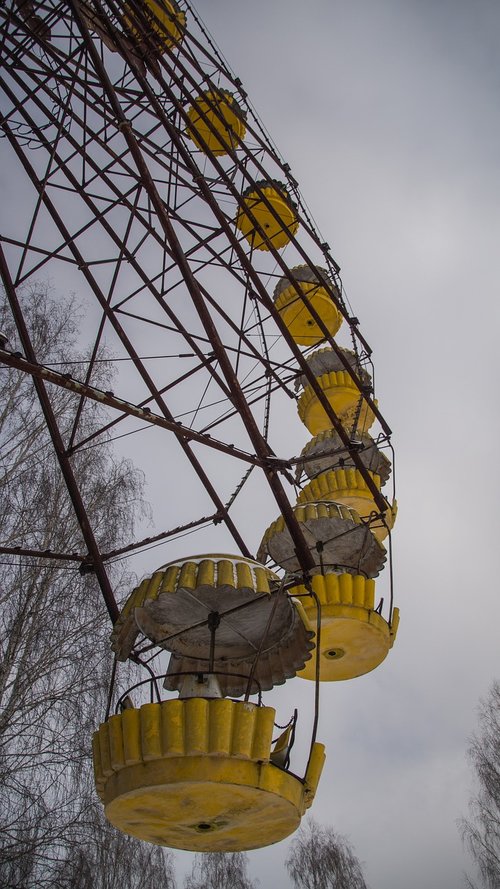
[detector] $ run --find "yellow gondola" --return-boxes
[93,698,325,851]
[295,346,371,390]
[273,265,343,345]
[295,346,376,435]
[296,467,396,541]
[186,89,247,156]
[235,180,299,251]
[258,500,386,577]
[298,372,377,436]
[124,0,186,50]
[289,574,399,681]
[111,554,314,696]
[297,428,392,484]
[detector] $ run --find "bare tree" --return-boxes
[461,681,500,889]
[285,818,368,889]
[184,852,257,889]
[0,284,174,887]
[51,820,177,889]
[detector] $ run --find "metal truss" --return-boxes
[0,0,395,623]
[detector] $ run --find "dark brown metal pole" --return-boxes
[0,244,119,622]
[0,347,261,467]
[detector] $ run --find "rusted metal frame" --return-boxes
[165,171,226,217]
[0,74,234,407]
[4,12,55,64]
[92,22,338,396]
[67,183,143,450]
[0,4,35,60]
[14,177,139,281]
[97,138,360,476]
[0,244,119,622]
[67,304,106,448]
[0,68,236,385]
[189,363,218,432]
[4,34,291,403]
[9,15,388,528]
[44,12,290,394]
[149,4,341,286]
[100,512,222,561]
[150,223,234,295]
[1,126,252,559]
[86,32,390,518]
[3,160,142,285]
[113,307,296,432]
[137,22,375,375]
[135,0,245,110]
[5,156,143,285]
[70,2,317,576]
[0,235,80,270]
[82,3,252,199]
[154,106,391,511]
[185,212,389,512]
[189,344,298,435]
[250,294,274,449]
[0,348,261,468]
[198,373,296,438]
[116,216,241,310]
[2,38,196,201]
[114,21,384,421]
[86,83,196,187]
[81,43,288,407]
[113,306,209,345]
[116,304,294,393]
[3,43,297,408]
[112,199,295,397]
[81,18,91,191]
[11,186,134,284]
[68,353,218,455]
[0,544,83,562]
[145,33,383,409]
[12,44,87,287]
[61,97,194,194]
[177,277,296,401]
[121,0,336,274]
[0,5,12,57]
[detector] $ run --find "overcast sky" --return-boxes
[166,2,500,887]
[2,1,500,886]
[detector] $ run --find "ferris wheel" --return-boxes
[0,0,399,853]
